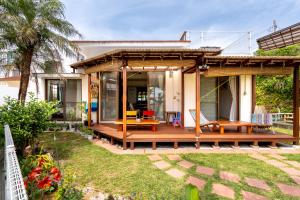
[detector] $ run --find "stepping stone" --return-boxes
[276,183,300,197]
[219,171,240,183]
[268,154,286,160]
[148,155,162,161]
[167,154,182,161]
[165,168,185,179]
[285,160,300,169]
[178,160,195,169]
[265,159,287,168]
[153,160,171,170]
[241,190,267,200]
[245,177,271,191]
[280,167,300,176]
[291,176,300,185]
[212,183,235,199]
[186,176,206,190]
[249,154,268,161]
[196,165,215,176]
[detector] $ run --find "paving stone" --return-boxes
[186,176,206,190]
[178,160,195,169]
[165,168,185,179]
[268,154,286,160]
[265,159,288,168]
[291,176,300,185]
[249,154,269,161]
[245,177,271,191]
[196,165,215,176]
[280,167,300,176]
[153,160,171,170]
[212,183,235,199]
[219,171,240,183]
[148,154,162,161]
[167,154,182,161]
[285,160,300,169]
[241,190,267,200]
[276,183,300,197]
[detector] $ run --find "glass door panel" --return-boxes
[101,72,118,121]
[148,72,165,120]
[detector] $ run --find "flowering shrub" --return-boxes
[21,153,62,199]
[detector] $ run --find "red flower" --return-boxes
[52,171,61,182]
[32,167,42,173]
[24,180,28,189]
[37,176,52,189]
[28,171,40,181]
[38,158,45,167]
[50,167,59,174]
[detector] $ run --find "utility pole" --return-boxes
[273,20,277,32]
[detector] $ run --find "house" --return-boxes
[1,33,300,150]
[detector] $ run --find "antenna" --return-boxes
[273,20,277,32]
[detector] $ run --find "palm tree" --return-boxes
[0,0,81,101]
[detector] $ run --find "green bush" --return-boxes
[0,94,58,151]
[55,176,83,200]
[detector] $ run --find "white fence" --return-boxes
[4,124,28,200]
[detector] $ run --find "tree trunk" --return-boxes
[18,49,34,101]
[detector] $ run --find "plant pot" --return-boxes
[87,135,93,141]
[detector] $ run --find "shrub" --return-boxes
[55,175,83,200]
[0,93,57,151]
[21,153,62,199]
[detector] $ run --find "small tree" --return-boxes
[0,93,58,151]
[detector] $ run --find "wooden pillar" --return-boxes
[88,74,92,127]
[181,71,185,127]
[251,75,256,113]
[195,66,201,135]
[96,72,100,124]
[122,61,127,150]
[293,65,299,145]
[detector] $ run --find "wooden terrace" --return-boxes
[91,123,297,150]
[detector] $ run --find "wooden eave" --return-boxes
[70,48,222,69]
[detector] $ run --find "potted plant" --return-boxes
[84,128,94,141]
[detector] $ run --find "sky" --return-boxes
[61,0,300,53]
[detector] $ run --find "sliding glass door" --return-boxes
[148,72,165,120]
[100,72,118,121]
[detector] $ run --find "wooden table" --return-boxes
[218,121,254,135]
[114,119,160,132]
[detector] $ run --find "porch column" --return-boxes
[88,74,92,127]
[293,65,299,144]
[96,72,100,124]
[251,75,256,113]
[181,70,185,127]
[122,61,127,150]
[195,66,202,137]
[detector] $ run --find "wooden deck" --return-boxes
[91,123,297,150]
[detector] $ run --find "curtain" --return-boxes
[229,76,237,121]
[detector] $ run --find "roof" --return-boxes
[72,40,191,43]
[0,76,20,81]
[257,22,300,50]
[70,48,222,68]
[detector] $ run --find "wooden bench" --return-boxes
[218,121,254,135]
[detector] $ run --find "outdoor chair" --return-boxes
[189,109,219,132]
[142,110,155,119]
[172,112,182,128]
[126,111,138,119]
[251,113,275,133]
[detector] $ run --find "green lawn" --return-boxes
[39,132,298,199]
[283,154,300,163]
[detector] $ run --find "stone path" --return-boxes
[147,153,300,199]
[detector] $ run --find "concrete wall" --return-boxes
[239,75,252,122]
[184,73,196,127]
[165,70,181,113]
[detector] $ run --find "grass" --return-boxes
[39,132,298,199]
[283,154,300,163]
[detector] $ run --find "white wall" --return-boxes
[239,75,252,122]
[165,70,181,113]
[0,81,19,104]
[184,73,196,127]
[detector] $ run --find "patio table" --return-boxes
[218,121,254,135]
[114,119,160,132]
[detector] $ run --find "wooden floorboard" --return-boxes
[91,123,296,144]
